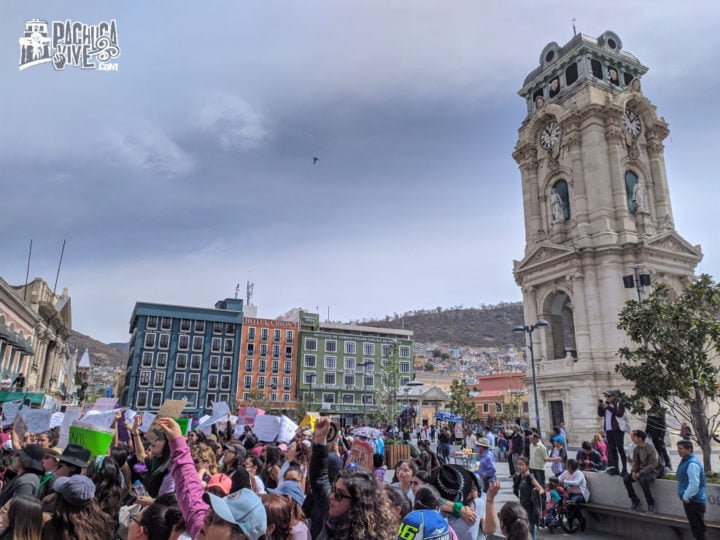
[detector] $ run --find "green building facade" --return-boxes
[296,311,414,425]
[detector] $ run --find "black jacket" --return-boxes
[597,401,625,432]
[304,443,332,539]
[511,432,525,456]
[645,410,666,439]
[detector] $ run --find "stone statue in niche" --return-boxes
[633,180,648,214]
[550,188,565,222]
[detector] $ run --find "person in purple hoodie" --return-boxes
[157,418,267,540]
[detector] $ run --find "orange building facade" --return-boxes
[237,317,299,409]
[469,372,529,424]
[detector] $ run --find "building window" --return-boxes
[272,360,279,373]
[304,355,316,368]
[496,402,503,414]
[272,345,280,358]
[244,376,252,389]
[305,338,317,351]
[138,370,151,387]
[243,392,250,401]
[303,372,316,385]
[399,346,410,358]
[222,356,232,372]
[192,336,204,351]
[188,373,200,389]
[247,327,256,340]
[144,333,156,349]
[382,344,392,357]
[194,320,205,333]
[270,376,278,389]
[224,339,234,354]
[225,323,235,334]
[324,356,336,370]
[180,319,191,332]
[158,333,170,350]
[136,391,148,408]
[625,170,641,213]
[146,316,158,329]
[363,395,373,405]
[190,355,202,370]
[178,334,190,351]
[220,375,231,390]
[364,375,374,388]
[174,372,185,388]
[153,370,165,387]
[258,376,265,389]
[261,328,269,341]
[160,317,171,330]
[322,393,335,404]
[210,355,220,371]
[176,353,188,370]
[344,341,356,354]
[213,322,223,335]
[247,343,255,356]
[363,343,375,355]
[324,372,336,385]
[211,337,222,352]
[343,394,354,404]
[362,360,374,372]
[141,352,153,368]
[206,393,216,409]
[344,357,356,370]
[260,344,268,357]
[156,352,168,369]
[551,179,571,220]
[209,374,219,389]
[400,362,410,373]
[325,340,337,353]
[245,359,253,372]
[259,359,267,372]
[401,377,410,385]
[285,346,292,359]
[151,392,163,408]
[271,393,277,402]
[483,403,490,414]
[283,394,290,402]
[286,330,293,342]
[273,329,281,341]
[283,377,291,390]
[523,402,529,413]
[284,361,292,374]
[344,373,355,386]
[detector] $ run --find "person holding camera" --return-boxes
[597,390,628,476]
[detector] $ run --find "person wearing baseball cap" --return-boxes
[399,509,451,540]
[207,473,233,497]
[43,475,114,538]
[0,444,44,507]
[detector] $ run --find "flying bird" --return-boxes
[313,157,319,164]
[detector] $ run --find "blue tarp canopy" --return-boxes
[435,411,462,422]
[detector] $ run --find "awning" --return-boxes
[0,392,46,406]
[0,323,34,356]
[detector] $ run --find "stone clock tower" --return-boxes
[512,31,702,441]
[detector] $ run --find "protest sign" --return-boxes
[140,412,156,433]
[212,401,230,417]
[237,407,264,427]
[50,412,65,429]
[58,406,83,448]
[93,397,120,411]
[348,439,375,472]
[69,423,113,459]
[2,400,22,425]
[124,409,137,425]
[253,415,299,443]
[299,413,319,431]
[176,417,189,435]
[278,416,299,444]
[22,409,52,433]
[12,413,26,437]
[79,408,122,430]
[157,400,188,419]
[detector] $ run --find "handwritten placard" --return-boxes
[278,415,299,444]
[79,408,122,429]
[2,400,22,425]
[22,409,53,433]
[58,407,83,448]
[348,439,375,472]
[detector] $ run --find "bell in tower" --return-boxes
[512,31,702,444]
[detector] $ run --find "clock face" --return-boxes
[622,110,641,137]
[539,121,560,150]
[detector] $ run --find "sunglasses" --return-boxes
[330,488,353,502]
[411,480,422,486]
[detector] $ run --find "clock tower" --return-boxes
[512,31,702,441]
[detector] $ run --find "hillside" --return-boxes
[67,330,126,370]
[364,302,526,348]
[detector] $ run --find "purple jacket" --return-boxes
[170,436,210,538]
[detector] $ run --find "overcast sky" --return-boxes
[1,1,719,343]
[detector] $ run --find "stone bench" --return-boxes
[579,471,720,539]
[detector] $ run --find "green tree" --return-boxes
[432,349,442,358]
[374,344,402,427]
[424,362,434,372]
[440,352,450,360]
[247,388,271,412]
[616,274,720,472]
[448,379,479,425]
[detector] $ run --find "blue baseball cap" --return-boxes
[203,489,267,540]
[399,510,451,540]
[267,480,306,506]
[551,436,566,444]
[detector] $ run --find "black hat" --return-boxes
[430,464,478,503]
[56,444,91,469]
[18,445,45,473]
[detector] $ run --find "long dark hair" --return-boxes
[144,433,172,497]
[139,501,185,540]
[41,497,113,540]
[499,501,531,540]
[87,456,123,521]
[7,495,42,540]
[261,493,292,540]
[334,470,398,540]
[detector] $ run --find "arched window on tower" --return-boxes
[551,179,571,221]
[625,171,639,213]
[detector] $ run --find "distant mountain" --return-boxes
[67,330,126,370]
[363,302,526,348]
[108,342,130,354]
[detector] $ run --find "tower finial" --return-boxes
[572,17,577,37]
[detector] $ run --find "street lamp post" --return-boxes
[359,361,374,425]
[513,320,549,436]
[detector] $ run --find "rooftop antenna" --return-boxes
[23,239,32,301]
[53,240,66,296]
[327,306,330,323]
[572,17,577,37]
